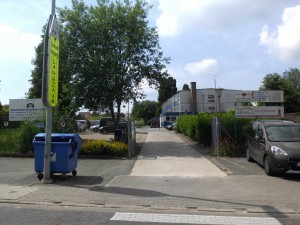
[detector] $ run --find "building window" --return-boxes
[208,95,215,102]
[208,107,215,112]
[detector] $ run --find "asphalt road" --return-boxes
[1,202,300,225]
[212,156,300,179]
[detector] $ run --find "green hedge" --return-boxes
[80,139,128,157]
[176,111,252,156]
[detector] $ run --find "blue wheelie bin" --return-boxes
[33,133,82,180]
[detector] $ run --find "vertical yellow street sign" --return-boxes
[48,14,59,107]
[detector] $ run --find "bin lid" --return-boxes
[34,133,81,144]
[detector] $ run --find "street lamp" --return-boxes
[215,88,223,113]
[202,93,205,112]
[215,88,223,156]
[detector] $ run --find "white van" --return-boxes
[76,120,88,131]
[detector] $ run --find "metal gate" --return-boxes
[211,117,220,155]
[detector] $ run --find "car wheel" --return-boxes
[246,147,253,162]
[264,156,275,176]
[103,130,107,134]
[93,128,98,132]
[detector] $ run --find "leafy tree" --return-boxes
[182,84,190,90]
[27,40,44,99]
[260,73,286,90]
[283,68,300,112]
[158,76,177,104]
[283,68,300,89]
[260,71,300,113]
[156,76,177,115]
[58,0,170,121]
[131,100,158,123]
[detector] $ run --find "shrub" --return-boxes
[212,136,237,157]
[80,139,128,157]
[80,139,107,155]
[18,120,44,154]
[0,128,20,153]
[135,119,145,127]
[105,141,128,157]
[176,115,198,140]
[197,112,216,145]
[177,111,253,156]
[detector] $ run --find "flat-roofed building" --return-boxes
[160,82,242,127]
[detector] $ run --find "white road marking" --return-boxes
[111,212,281,225]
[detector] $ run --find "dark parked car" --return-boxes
[99,122,127,134]
[246,120,300,176]
[99,117,127,127]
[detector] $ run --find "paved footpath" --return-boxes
[131,130,225,177]
[1,128,299,224]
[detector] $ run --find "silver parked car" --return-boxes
[246,120,300,176]
[89,124,100,132]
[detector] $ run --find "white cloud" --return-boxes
[156,0,207,36]
[184,59,218,76]
[0,24,41,104]
[156,0,270,37]
[0,24,41,64]
[259,5,300,60]
[156,0,300,37]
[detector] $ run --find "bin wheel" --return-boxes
[61,174,67,180]
[72,170,77,176]
[37,173,43,181]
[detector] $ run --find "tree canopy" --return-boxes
[182,84,190,91]
[131,100,158,123]
[58,0,170,120]
[157,76,177,104]
[260,68,300,113]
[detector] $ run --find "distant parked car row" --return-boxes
[87,118,128,134]
[99,122,127,134]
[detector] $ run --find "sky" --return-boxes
[1,0,300,108]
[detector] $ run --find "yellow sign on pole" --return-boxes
[48,15,59,107]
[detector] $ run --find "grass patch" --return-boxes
[0,128,20,153]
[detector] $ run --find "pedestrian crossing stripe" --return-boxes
[111,212,281,225]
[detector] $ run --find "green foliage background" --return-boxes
[176,111,252,156]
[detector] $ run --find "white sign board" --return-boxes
[235,106,284,118]
[9,99,45,121]
[235,91,283,103]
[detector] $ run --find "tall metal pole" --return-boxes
[127,101,131,158]
[42,0,56,184]
[51,0,55,15]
